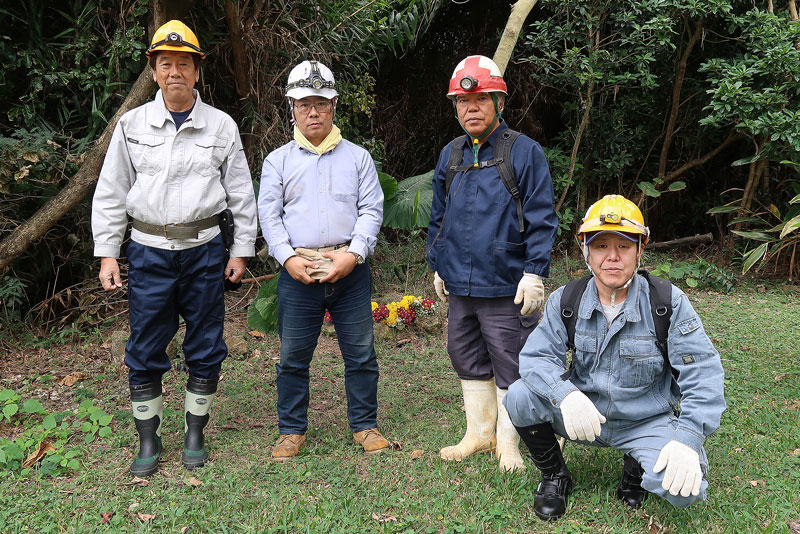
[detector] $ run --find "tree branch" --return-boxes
[225,0,251,99]
[492,0,539,75]
[658,18,703,179]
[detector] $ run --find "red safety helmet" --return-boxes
[447,55,507,98]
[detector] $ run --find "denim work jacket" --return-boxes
[426,122,558,298]
[519,274,726,453]
[92,89,257,259]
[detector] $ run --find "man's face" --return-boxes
[152,51,199,109]
[586,232,642,290]
[293,97,334,145]
[455,92,502,139]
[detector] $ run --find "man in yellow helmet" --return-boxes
[91,20,257,476]
[504,195,726,520]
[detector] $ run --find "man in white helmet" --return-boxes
[258,60,388,461]
[427,55,558,472]
[504,195,726,520]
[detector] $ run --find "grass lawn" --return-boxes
[1,245,799,533]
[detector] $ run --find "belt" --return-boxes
[308,242,349,252]
[132,214,219,239]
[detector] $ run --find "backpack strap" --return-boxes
[494,129,524,233]
[444,135,468,198]
[444,131,524,236]
[638,269,673,358]
[559,275,592,380]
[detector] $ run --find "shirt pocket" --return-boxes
[618,336,664,388]
[126,134,165,175]
[329,167,359,205]
[192,135,227,177]
[572,332,597,377]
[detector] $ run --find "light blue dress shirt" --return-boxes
[258,138,384,266]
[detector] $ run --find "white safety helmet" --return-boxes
[285,60,338,100]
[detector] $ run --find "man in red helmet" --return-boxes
[427,55,558,472]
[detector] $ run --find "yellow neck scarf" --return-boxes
[294,124,342,155]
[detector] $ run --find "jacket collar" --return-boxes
[579,273,643,323]
[148,89,206,130]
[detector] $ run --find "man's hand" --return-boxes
[284,255,317,284]
[225,257,246,283]
[653,440,703,497]
[559,390,606,442]
[99,257,124,290]
[513,273,544,316]
[433,271,449,302]
[318,251,357,284]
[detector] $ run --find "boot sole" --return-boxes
[181,451,209,470]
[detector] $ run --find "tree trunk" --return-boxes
[224,0,251,99]
[492,0,540,74]
[0,1,187,272]
[556,82,594,213]
[658,18,703,180]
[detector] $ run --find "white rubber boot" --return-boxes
[440,378,497,461]
[496,387,526,472]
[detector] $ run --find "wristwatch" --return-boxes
[349,252,364,264]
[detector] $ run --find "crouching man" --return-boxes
[504,195,726,520]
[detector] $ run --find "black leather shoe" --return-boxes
[616,453,648,509]
[534,471,573,520]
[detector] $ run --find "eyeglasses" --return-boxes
[294,100,333,114]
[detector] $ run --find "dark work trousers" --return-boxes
[447,294,540,388]
[125,234,227,386]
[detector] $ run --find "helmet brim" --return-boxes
[287,87,338,100]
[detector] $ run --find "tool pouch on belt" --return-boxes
[295,245,349,280]
[218,209,241,291]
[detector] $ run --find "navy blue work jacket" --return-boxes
[426,122,558,298]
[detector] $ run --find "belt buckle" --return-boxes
[162,223,177,238]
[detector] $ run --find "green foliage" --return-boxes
[382,170,434,229]
[650,257,736,292]
[0,390,113,476]
[247,273,281,333]
[713,169,800,275]
[0,274,27,323]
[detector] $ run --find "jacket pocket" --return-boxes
[193,136,227,177]
[126,134,165,175]
[330,168,359,205]
[618,336,664,388]
[492,241,525,287]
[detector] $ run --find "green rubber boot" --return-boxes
[181,375,217,469]
[129,381,163,476]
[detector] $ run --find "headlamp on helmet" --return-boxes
[459,75,478,91]
[286,61,336,93]
[146,20,205,59]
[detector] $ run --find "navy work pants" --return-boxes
[125,235,227,385]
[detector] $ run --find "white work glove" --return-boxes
[513,273,544,316]
[653,440,703,497]
[433,271,449,301]
[559,390,606,442]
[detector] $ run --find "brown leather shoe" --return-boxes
[353,428,389,454]
[272,434,305,462]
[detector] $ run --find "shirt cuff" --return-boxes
[94,243,121,258]
[272,243,297,266]
[672,425,705,453]
[348,239,369,260]
[229,243,255,258]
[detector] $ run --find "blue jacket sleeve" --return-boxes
[426,144,451,272]
[513,139,558,277]
[666,287,727,452]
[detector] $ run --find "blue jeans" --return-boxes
[276,263,379,434]
[125,235,227,385]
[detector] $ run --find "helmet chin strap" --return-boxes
[582,236,643,306]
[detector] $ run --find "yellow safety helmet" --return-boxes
[578,194,650,244]
[146,20,205,60]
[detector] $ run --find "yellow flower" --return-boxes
[371,301,378,311]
